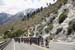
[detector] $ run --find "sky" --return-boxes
[0,0,57,14]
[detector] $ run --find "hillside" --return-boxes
[0,0,69,38]
[19,0,75,42]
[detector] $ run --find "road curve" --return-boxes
[3,39,48,50]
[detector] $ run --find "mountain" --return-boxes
[5,8,36,24]
[0,13,11,24]
[0,8,35,25]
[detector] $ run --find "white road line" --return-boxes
[12,39,15,50]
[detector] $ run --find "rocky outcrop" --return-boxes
[22,0,75,43]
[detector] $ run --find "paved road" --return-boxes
[3,39,75,50]
[3,39,46,50]
[49,41,75,50]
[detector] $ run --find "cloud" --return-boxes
[0,0,4,5]
[0,0,57,14]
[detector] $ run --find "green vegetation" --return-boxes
[0,38,6,42]
[56,28,63,35]
[60,0,68,5]
[45,24,53,33]
[59,9,68,23]
[67,27,72,35]
[69,19,75,31]
[45,28,49,33]
[12,29,24,37]
[29,31,34,36]
[38,25,44,32]
[3,30,12,38]
[48,24,53,30]
[67,19,75,35]
[22,7,43,21]
[3,29,24,39]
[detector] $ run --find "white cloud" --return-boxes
[0,0,57,14]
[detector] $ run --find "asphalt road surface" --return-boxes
[3,39,75,50]
[3,39,46,50]
[49,41,75,50]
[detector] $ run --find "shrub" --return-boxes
[12,29,24,37]
[3,30,12,38]
[45,28,49,33]
[3,29,24,38]
[29,31,34,36]
[48,24,53,30]
[50,16,56,23]
[45,24,53,33]
[4,31,9,35]
[24,30,28,36]
[59,9,68,24]
[38,25,44,32]
[69,19,75,31]
[60,0,68,5]
[59,13,67,23]
[56,28,63,35]
[67,27,72,35]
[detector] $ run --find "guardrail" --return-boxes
[0,39,11,50]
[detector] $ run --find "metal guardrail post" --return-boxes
[0,39,11,50]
